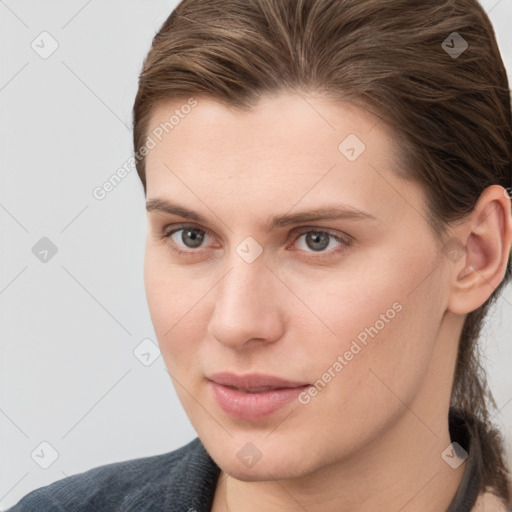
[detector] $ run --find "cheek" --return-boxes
[317,237,441,345]
[144,242,199,327]
[299,245,442,396]
[144,248,206,370]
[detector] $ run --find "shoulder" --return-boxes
[6,437,218,512]
[471,491,511,512]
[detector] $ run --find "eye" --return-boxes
[293,229,350,255]
[161,224,352,257]
[162,225,216,254]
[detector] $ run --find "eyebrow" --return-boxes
[146,198,377,232]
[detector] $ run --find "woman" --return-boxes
[8,0,512,510]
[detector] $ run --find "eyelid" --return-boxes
[163,222,216,239]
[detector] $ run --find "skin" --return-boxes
[143,92,512,512]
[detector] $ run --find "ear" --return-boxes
[446,185,512,315]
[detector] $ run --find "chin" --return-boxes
[204,433,322,482]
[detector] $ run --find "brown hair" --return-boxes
[133,0,512,503]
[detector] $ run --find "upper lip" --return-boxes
[208,372,309,390]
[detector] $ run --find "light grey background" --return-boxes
[0,0,511,509]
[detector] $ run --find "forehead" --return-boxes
[143,92,419,223]
[146,93,390,159]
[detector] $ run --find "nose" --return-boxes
[207,257,285,350]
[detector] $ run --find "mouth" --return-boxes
[207,372,310,420]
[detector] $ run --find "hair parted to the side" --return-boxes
[133,0,512,504]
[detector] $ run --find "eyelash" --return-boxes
[160,224,352,259]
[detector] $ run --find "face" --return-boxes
[143,92,451,481]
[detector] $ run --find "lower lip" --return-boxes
[209,381,309,420]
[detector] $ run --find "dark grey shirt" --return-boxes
[6,410,484,511]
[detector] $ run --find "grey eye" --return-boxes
[295,231,343,252]
[303,231,330,251]
[174,227,206,248]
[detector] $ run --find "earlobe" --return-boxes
[446,185,512,315]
